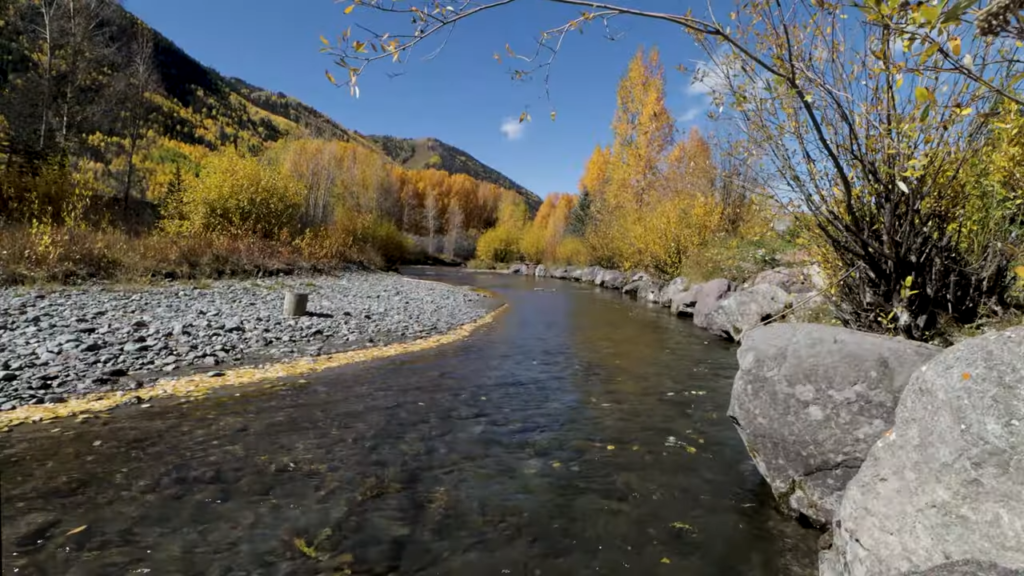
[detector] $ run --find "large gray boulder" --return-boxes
[622,278,664,303]
[703,284,789,341]
[823,327,1024,575]
[535,264,548,278]
[660,277,690,308]
[569,266,584,281]
[597,269,627,290]
[904,561,1023,576]
[580,266,603,284]
[822,558,1023,576]
[729,324,942,526]
[549,267,569,280]
[692,278,734,328]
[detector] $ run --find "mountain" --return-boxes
[0,0,539,208]
[138,9,540,206]
[367,135,543,211]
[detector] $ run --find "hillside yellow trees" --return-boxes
[478,47,767,276]
[554,48,753,277]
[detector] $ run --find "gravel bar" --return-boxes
[0,272,491,411]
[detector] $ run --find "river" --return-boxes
[0,269,818,575]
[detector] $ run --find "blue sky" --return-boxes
[125,0,717,197]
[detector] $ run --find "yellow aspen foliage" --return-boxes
[166,150,303,239]
[475,195,529,263]
[579,145,611,196]
[521,193,578,262]
[607,46,674,211]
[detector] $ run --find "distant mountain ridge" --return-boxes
[366,135,543,211]
[126,6,539,206]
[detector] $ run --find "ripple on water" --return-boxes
[0,269,819,575]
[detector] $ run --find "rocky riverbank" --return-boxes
[0,272,492,411]
[511,263,1024,575]
[511,262,827,341]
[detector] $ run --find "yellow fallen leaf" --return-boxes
[606,445,615,450]
[661,557,671,564]
[551,461,562,468]
[632,445,640,451]
[962,372,971,381]
[65,525,88,536]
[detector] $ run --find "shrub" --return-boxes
[167,150,303,239]
[554,236,589,265]
[475,224,523,263]
[297,214,410,270]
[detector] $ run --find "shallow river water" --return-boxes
[1,269,818,575]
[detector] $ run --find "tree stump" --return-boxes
[283,292,308,317]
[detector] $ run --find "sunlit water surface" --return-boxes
[1,269,817,575]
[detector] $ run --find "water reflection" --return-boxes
[1,269,817,575]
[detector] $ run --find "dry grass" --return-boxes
[0,225,378,286]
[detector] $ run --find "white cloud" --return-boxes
[500,118,525,141]
[686,47,736,96]
[678,106,704,122]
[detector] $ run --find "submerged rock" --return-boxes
[729,323,941,526]
[823,327,1024,575]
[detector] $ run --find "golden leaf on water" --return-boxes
[660,557,672,564]
[344,4,355,14]
[65,525,88,536]
[606,445,615,450]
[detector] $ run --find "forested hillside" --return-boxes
[0,0,537,282]
[368,135,542,211]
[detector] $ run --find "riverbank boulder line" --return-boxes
[0,273,490,412]
[522,265,1023,575]
[821,326,1024,576]
[728,324,942,527]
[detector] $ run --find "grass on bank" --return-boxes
[0,219,410,286]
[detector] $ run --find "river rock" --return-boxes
[822,327,1024,575]
[904,560,1023,576]
[508,264,529,275]
[597,269,627,290]
[580,266,603,284]
[729,323,942,526]
[534,265,548,278]
[623,278,664,303]
[703,284,789,341]
[569,267,585,282]
[659,277,690,308]
[0,272,490,410]
[549,267,569,280]
[691,279,734,328]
